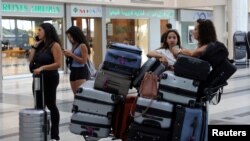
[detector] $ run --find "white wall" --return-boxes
[177,0,227,8]
[6,0,177,8]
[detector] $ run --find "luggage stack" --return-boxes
[127,55,210,141]
[69,43,143,140]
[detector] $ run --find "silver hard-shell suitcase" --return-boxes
[19,73,50,141]
[158,71,199,105]
[134,97,173,129]
[70,112,111,138]
[73,81,119,116]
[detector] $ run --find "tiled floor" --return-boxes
[0,65,250,141]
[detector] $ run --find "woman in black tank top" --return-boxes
[29,23,62,141]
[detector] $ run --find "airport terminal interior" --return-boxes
[1,0,250,141]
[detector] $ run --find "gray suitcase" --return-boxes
[158,71,199,105]
[70,112,111,138]
[132,58,166,88]
[94,70,131,95]
[134,97,173,129]
[73,81,119,117]
[19,73,50,141]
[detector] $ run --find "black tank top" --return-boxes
[33,43,57,72]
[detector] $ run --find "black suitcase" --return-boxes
[132,58,166,88]
[128,123,171,141]
[174,55,210,81]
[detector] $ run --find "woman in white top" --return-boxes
[147,29,182,70]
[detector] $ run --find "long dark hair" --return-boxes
[160,29,182,50]
[38,23,61,49]
[66,26,91,55]
[196,19,217,46]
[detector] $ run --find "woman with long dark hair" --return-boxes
[64,26,91,95]
[29,23,62,141]
[172,19,217,56]
[147,29,182,70]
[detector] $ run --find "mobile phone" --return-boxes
[35,36,40,41]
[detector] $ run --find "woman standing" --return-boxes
[64,26,91,95]
[29,23,62,141]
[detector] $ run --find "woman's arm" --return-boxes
[172,45,207,57]
[147,50,164,59]
[63,44,88,64]
[33,42,62,74]
[147,50,168,66]
[29,48,36,62]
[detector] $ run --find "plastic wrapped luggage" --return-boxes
[128,123,170,141]
[112,94,137,141]
[19,73,50,141]
[73,81,120,117]
[233,31,249,65]
[174,54,210,81]
[70,112,111,138]
[158,71,199,105]
[103,43,142,76]
[134,97,173,129]
[94,70,131,95]
[132,58,166,88]
[172,105,207,141]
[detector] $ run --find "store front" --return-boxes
[179,9,213,50]
[66,4,103,69]
[1,1,64,78]
[105,7,175,64]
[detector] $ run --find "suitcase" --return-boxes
[158,71,199,105]
[174,55,210,81]
[19,109,51,141]
[233,31,249,65]
[103,43,142,76]
[70,112,111,138]
[172,105,207,141]
[94,70,131,95]
[112,94,137,141]
[73,81,120,117]
[132,58,166,88]
[19,73,50,141]
[134,97,173,129]
[128,123,171,141]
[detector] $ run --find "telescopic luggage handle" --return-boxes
[34,72,45,109]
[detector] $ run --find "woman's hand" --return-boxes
[33,66,44,75]
[159,56,168,66]
[63,49,73,57]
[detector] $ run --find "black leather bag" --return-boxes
[174,55,211,81]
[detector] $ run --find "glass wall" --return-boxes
[71,17,103,68]
[1,17,63,76]
[106,19,149,64]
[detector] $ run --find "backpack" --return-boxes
[198,41,237,102]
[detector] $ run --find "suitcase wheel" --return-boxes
[161,73,168,79]
[72,105,78,113]
[193,80,199,87]
[76,88,83,93]
[111,94,122,103]
[107,112,113,120]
